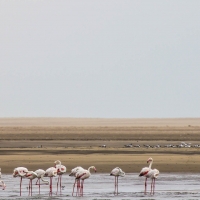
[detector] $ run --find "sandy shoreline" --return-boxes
[1,150,200,174]
[0,118,200,174]
[1,144,200,173]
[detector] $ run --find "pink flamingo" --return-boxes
[75,166,97,197]
[110,167,125,195]
[149,169,159,195]
[69,166,84,196]
[0,181,6,190]
[13,167,28,196]
[44,167,57,196]
[25,171,37,196]
[34,169,49,194]
[54,160,67,195]
[139,157,154,194]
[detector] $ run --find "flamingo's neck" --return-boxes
[56,160,61,165]
[119,169,125,177]
[41,175,49,184]
[149,160,153,169]
[88,166,94,173]
[88,167,92,172]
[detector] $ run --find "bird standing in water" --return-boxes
[149,168,159,195]
[54,160,67,195]
[110,167,125,195]
[139,157,159,195]
[34,169,49,194]
[13,167,28,196]
[69,166,84,196]
[44,167,57,196]
[25,171,37,196]
[75,166,97,196]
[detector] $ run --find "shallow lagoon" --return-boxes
[1,173,200,200]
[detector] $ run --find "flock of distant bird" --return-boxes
[123,142,196,148]
[0,158,159,197]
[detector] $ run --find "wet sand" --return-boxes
[0,118,200,173]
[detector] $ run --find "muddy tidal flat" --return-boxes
[0,118,200,174]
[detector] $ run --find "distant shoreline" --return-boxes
[0,117,200,127]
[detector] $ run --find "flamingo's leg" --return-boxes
[144,177,147,195]
[76,179,78,196]
[49,178,50,196]
[49,177,52,196]
[28,180,30,196]
[48,178,50,196]
[78,179,81,196]
[81,180,84,196]
[51,177,53,196]
[153,178,156,195]
[150,179,153,195]
[20,177,22,196]
[36,178,40,194]
[117,176,119,195]
[114,176,116,195]
[31,179,33,196]
[39,178,40,195]
[76,179,80,196]
[72,179,77,196]
[80,180,82,196]
[60,175,62,194]
[56,175,59,195]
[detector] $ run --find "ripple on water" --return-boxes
[1,173,200,200]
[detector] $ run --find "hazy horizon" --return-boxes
[1,1,200,118]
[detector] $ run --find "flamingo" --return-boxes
[25,171,37,196]
[13,167,28,196]
[110,167,125,195]
[34,169,49,194]
[75,166,97,197]
[69,166,84,196]
[149,169,159,195]
[44,167,57,196]
[0,181,6,190]
[139,157,154,194]
[54,160,67,194]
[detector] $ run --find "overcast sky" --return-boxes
[0,1,200,118]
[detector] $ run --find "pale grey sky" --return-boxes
[0,0,200,118]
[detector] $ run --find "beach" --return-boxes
[0,118,200,173]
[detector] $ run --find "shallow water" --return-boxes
[1,173,200,200]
